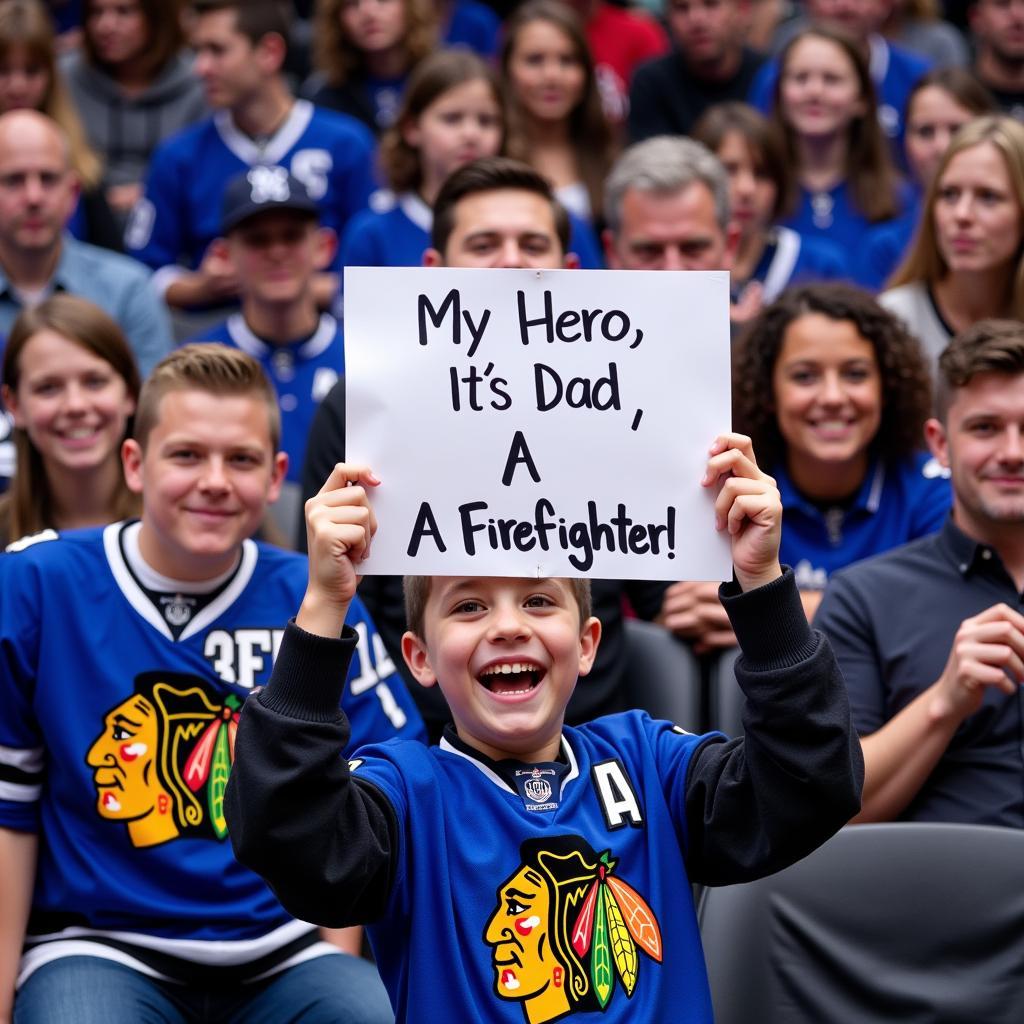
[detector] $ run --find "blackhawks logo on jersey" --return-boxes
[86,671,241,848]
[484,836,662,1023]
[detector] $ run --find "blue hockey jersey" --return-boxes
[0,522,423,985]
[126,101,376,287]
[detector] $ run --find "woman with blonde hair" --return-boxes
[305,0,437,135]
[0,294,140,546]
[881,115,1024,365]
[501,0,615,227]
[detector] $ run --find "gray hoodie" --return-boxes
[60,49,208,187]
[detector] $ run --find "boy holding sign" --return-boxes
[226,436,863,1023]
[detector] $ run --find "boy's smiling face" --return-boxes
[402,577,601,763]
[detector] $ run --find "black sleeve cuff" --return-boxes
[718,567,817,670]
[257,620,358,723]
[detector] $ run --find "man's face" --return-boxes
[927,372,1024,540]
[122,388,287,582]
[401,577,599,763]
[971,0,1024,66]
[427,189,569,269]
[603,182,733,271]
[0,126,78,254]
[192,9,267,109]
[226,212,330,307]
[667,0,743,68]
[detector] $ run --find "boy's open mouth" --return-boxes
[477,662,545,696]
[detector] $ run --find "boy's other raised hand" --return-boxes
[297,464,379,639]
[703,434,782,593]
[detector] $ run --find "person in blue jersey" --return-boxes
[881,115,1024,368]
[340,49,605,278]
[693,101,849,313]
[753,0,931,158]
[196,169,343,542]
[0,344,424,1024]
[732,283,950,622]
[768,26,909,266]
[0,295,140,548]
[304,0,437,136]
[225,437,863,1023]
[125,0,376,312]
[859,68,997,290]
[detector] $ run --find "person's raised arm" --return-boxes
[225,464,397,927]
[852,603,1024,822]
[0,827,35,1024]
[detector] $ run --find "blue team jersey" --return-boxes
[353,711,716,1022]
[442,0,502,58]
[857,193,922,290]
[195,313,343,484]
[746,225,850,302]
[125,101,376,283]
[777,452,952,591]
[749,35,930,158]
[0,523,423,982]
[339,190,606,282]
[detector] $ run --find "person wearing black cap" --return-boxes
[193,167,343,540]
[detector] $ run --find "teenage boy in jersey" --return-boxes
[197,168,343,541]
[0,345,422,1023]
[226,438,863,1022]
[125,0,375,310]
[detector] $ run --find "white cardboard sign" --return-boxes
[345,267,732,580]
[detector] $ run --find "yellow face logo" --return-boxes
[86,694,178,848]
[86,673,241,848]
[483,838,663,1023]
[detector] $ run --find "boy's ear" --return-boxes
[122,438,145,494]
[576,616,602,677]
[314,227,337,271]
[422,247,443,268]
[924,417,949,468]
[401,630,438,688]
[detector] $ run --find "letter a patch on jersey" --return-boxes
[591,759,644,831]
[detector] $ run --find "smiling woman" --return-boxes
[733,283,951,611]
[0,294,140,546]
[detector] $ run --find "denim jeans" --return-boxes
[14,953,394,1024]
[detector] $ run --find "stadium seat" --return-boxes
[708,646,743,737]
[698,822,1024,1024]
[622,618,702,730]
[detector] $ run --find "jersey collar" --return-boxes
[214,99,315,167]
[226,311,338,362]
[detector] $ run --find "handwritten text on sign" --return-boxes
[345,267,732,580]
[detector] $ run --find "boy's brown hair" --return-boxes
[936,319,1024,420]
[133,344,281,451]
[403,576,592,639]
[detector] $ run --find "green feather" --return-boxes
[208,726,231,839]
[591,883,613,1008]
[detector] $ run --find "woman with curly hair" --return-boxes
[501,0,615,228]
[733,283,950,616]
[304,0,437,135]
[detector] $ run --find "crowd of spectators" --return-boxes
[1,0,1024,1019]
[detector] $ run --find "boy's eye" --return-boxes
[453,599,484,614]
[524,594,553,608]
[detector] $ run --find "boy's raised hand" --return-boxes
[297,463,379,639]
[703,434,782,593]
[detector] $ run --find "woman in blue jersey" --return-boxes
[501,0,615,231]
[693,102,849,317]
[860,69,998,289]
[0,295,140,547]
[305,0,437,135]
[770,26,907,269]
[734,283,949,618]
[881,115,1024,366]
[339,48,604,272]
